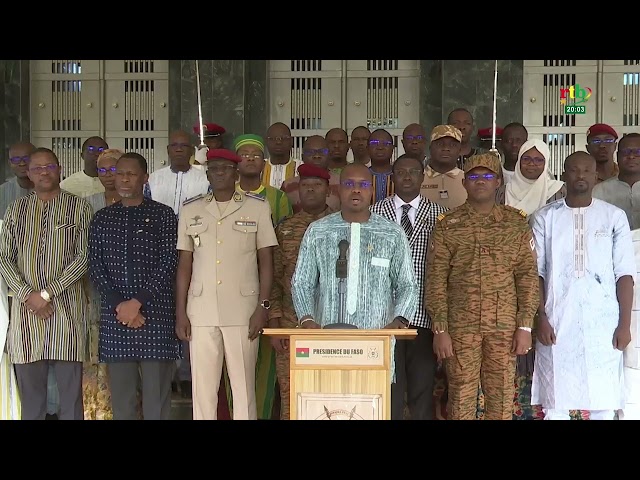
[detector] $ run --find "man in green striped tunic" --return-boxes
[0,147,93,420]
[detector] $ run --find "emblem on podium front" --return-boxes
[298,393,382,420]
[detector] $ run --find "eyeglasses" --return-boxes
[9,156,30,165]
[29,164,58,174]
[520,156,545,166]
[86,146,106,153]
[303,148,329,156]
[620,148,640,156]
[267,136,291,142]
[466,173,497,181]
[368,140,393,147]
[98,166,117,176]
[394,168,423,178]
[589,138,616,145]
[239,153,263,161]
[341,180,373,189]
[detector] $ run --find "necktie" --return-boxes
[346,222,360,315]
[401,204,413,238]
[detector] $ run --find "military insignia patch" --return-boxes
[437,213,446,221]
[245,192,265,201]
[530,237,535,251]
[205,192,214,203]
[233,192,242,202]
[282,229,292,236]
[519,209,527,218]
[447,218,460,225]
[183,193,204,206]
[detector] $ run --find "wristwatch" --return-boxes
[260,300,271,310]
[518,327,532,332]
[40,290,51,303]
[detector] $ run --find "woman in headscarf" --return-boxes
[497,139,565,212]
[496,139,565,420]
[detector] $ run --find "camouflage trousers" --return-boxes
[445,330,516,420]
[274,317,298,420]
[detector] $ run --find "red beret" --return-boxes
[477,127,503,139]
[194,122,226,137]
[206,148,241,163]
[587,123,618,140]
[298,163,331,181]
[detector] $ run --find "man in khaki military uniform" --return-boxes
[175,148,278,420]
[420,125,468,210]
[425,152,539,420]
[270,163,336,420]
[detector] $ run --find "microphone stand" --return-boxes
[336,240,349,325]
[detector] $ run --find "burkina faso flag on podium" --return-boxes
[295,347,309,358]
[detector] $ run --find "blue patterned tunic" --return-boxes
[88,198,181,362]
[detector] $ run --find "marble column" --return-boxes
[1,60,30,182]
[420,60,523,146]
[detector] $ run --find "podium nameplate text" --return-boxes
[262,328,417,420]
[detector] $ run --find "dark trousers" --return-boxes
[14,360,83,420]
[176,340,191,382]
[108,360,174,420]
[391,327,436,420]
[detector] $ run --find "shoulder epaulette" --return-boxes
[437,213,446,222]
[503,204,529,219]
[275,215,291,228]
[183,193,204,206]
[245,192,265,202]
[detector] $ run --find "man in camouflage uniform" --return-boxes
[425,153,539,420]
[269,164,336,419]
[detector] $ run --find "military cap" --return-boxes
[206,148,242,163]
[194,122,226,138]
[298,163,331,181]
[477,127,503,141]
[586,123,618,140]
[233,134,265,153]
[463,152,501,174]
[430,125,462,143]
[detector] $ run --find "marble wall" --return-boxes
[1,60,523,181]
[0,60,30,181]
[169,60,267,148]
[420,60,524,144]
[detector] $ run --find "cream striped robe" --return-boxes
[0,191,93,364]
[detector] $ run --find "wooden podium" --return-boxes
[262,328,416,420]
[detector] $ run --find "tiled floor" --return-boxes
[170,393,193,420]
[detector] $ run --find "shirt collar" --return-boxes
[425,166,463,178]
[393,194,421,211]
[236,183,265,195]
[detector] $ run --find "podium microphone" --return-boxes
[336,239,349,325]
[336,239,349,279]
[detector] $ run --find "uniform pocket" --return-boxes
[188,282,203,297]
[240,282,259,297]
[232,222,258,252]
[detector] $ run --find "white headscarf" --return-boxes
[504,139,564,215]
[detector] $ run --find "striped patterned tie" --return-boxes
[401,204,413,238]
